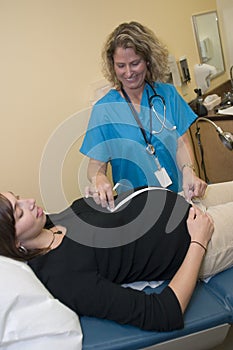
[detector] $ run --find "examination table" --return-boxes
[80,266,233,350]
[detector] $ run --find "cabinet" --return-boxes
[189,115,233,184]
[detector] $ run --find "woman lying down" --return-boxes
[0,181,233,332]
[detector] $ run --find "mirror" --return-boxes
[192,11,225,78]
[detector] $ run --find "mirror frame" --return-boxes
[192,11,225,79]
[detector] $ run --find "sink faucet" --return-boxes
[219,66,233,108]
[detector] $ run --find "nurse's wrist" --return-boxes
[181,163,195,173]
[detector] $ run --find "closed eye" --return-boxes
[4,192,24,220]
[116,63,125,68]
[15,204,23,219]
[131,60,141,66]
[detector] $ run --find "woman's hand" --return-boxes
[186,206,214,249]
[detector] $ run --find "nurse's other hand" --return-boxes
[85,174,115,210]
[182,168,207,201]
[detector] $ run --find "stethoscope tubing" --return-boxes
[146,82,176,133]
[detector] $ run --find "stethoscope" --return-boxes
[146,81,177,134]
[121,82,176,156]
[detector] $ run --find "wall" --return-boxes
[217,0,233,70]
[0,0,229,211]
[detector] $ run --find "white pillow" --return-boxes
[0,256,82,350]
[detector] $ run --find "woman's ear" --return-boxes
[15,239,21,248]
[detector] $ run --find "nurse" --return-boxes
[80,21,206,209]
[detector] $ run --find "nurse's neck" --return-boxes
[121,83,145,112]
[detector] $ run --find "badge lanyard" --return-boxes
[121,86,172,188]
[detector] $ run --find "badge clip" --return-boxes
[146,144,155,155]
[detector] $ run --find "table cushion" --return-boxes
[205,266,233,321]
[81,280,232,350]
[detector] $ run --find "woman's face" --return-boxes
[2,192,46,246]
[113,47,147,92]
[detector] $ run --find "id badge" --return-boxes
[154,167,172,188]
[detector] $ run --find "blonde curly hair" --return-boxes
[101,21,170,89]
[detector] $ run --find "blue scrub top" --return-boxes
[80,82,197,192]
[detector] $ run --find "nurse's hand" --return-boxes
[182,166,207,202]
[85,173,115,210]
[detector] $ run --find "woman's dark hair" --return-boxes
[0,194,48,261]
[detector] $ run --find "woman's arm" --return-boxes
[169,206,214,312]
[177,132,207,200]
[86,158,115,209]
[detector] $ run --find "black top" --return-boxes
[29,188,191,331]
